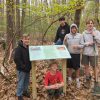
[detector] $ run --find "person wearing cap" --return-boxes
[44,61,64,99]
[81,19,100,85]
[54,17,70,45]
[63,24,83,88]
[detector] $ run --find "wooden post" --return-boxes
[62,59,67,94]
[32,61,37,100]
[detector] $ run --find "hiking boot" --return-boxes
[23,91,30,98]
[18,96,23,100]
[83,76,91,88]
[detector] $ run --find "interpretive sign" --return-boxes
[29,45,71,61]
[29,45,71,100]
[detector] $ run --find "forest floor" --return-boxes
[0,44,100,100]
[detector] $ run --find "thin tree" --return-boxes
[6,0,15,57]
[16,0,21,38]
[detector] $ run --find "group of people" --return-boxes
[14,17,100,100]
[47,17,100,98]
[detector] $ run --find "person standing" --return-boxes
[81,19,100,84]
[54,17,70,45]
[63,24,83,88]
[14,34,31,100]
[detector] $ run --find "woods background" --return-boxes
[0,0,100,100]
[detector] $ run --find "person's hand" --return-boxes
[50,85,57,89]
[50,84,59,89]
[52,42,55,45]
[55,84,61,89]
[85,42,94,46]
[92,31,96,36]
[72,45,79,49]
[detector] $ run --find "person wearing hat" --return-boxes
[54,17,70,45]
[44,61,64,99]
[63,24,83,88]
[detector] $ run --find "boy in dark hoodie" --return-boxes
[14,34,31,100]
[54,17,70,45]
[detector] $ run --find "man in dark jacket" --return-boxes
[14,34,31,100]
[54,17,70,45]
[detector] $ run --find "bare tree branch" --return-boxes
[0,71,11,83]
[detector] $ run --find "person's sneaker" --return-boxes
[86,75,92,81]
[23,91,30,98]
[18,96,23,100]
[60,93,65,98]
[76,81,80,88]
[83,76,91,89]
[68,77,72,85]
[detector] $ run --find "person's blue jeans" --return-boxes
[55,39,63,45]
[16,70,30,96]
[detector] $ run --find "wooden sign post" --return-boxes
[31,62,37,100]
[29,45,71,99]
[62,59,67,94]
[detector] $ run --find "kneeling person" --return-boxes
[44,61,64,99]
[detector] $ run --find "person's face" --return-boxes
[22,36,30,46]
[86,21,94,30]
[71,27,77,34]
[51,64,58,72]
[59,20,65,26]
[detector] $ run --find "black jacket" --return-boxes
[14,41,31,73]
[54,22,70,43]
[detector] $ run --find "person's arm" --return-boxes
[45,84,58,90]
[14,47,24,68]
[63,34,67,46]
[54,28,59,43]
[73,34,85,49]
[79,33,92,47]
[92,31,100,44]
[67,24,70,33]
[56,71,64,88]
[44,73,58,90]
[56,82,64,88]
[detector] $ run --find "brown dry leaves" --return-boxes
[0,48,100,100]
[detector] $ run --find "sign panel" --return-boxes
[29,45,71,61]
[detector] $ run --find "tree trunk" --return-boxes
[20,0,27,34]
[62,0,66,4]
[0,0,4,30]
[94,0,100,27]
[16,0,21,38]
[74,9,82,28]
[0,0,3,14]
[6,0,15,57]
